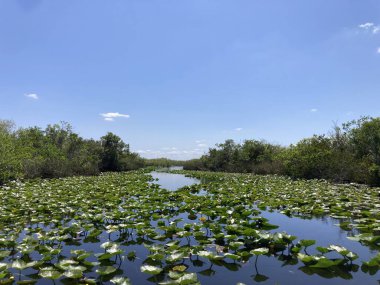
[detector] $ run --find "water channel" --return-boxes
[147,170,380,285]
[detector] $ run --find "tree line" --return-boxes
[0,120,145,184]
[183,117,380,186]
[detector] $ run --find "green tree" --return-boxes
[0,120,21,184]
[100,132,129,171]
[349,117,380,185]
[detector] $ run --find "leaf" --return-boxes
[0,251,11,259]
[224,253,240,260]
[310,258,337,268]
[64,269,83,279]
[110,277,132,285]
[172,265,187,272]
[253,274,269,282]
[96,266,117,275]
[250,248,269,256]
[140,265,163,275]
[166,251,186,263]
[176,273,198,285]
[299,240,316,247]
[168,271,183,280]
[39,267,62,279]
[297,253,315,264]
[16,281,37,285]
[11,260,38,270]
[0,263,8,271]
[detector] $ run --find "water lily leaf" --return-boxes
[0,278,14,284]
[316,246,330,254]
[310,258,338,268]
[172,265,187,272]
[107,244,123,255]
[83,260,100,267]
[0,251,11,259]
[110,277,131,285]
[12,260,38,270]
[299,240,316,247]
[56,259,78,270]
[140,265,163,275]
[127,251,136,260]
[166,251,186,263]
[39,267,62,279]
[96,266,117,275]
[64,269,83,279]
[148,253,165,261]
[176,273,198,285]
[250,248,269,256]
[82,279,97,284]
[16,280,37,284]
[96,253,114,260]
[168,271,184,280]
[252,274,269,282]
[224,253,240,260]
[297,253,315,264]
[0,263,8,271]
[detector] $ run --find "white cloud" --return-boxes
[135,147,207,160]
[358,22,380,34]
[197,143,208,148]
[100,112,130,121]
[235,127,243,131]
[359,22,374,30]
[310,108,318,112]
[25,93,39,100]
[377,47,380,54]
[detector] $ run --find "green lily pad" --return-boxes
[96,266,117,275]
[141,265,163,275]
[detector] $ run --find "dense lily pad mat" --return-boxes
[0,170,380,284]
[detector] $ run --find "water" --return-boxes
[146,171,380,285]
[150,171,200,191]
[7,171,380,285]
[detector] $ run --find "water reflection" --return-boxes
[150,171,200,192]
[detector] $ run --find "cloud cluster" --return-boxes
[100,112,130,122]
[25,93,39,100]
[358,22,380,34]
[136,147,207,160]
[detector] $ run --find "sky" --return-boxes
[1,0,380,160]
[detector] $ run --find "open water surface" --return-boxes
[8,171,380,285]
[145,171,380,285]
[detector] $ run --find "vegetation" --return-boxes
[0,169,379,284]
[184,117,380,186]
[144,158,185,168]
[0,120,144,184]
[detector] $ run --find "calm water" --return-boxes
[150,171,200,191]
[146,171,380,285]
[11,172,380,285]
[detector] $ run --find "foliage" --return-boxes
[0,169,379,283]
[184,117,380,186]
[0,120,22,184]
[145,158,185,168]
[0,120,145,184]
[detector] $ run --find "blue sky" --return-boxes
[1,0,380,159]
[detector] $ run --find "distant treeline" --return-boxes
[0,120,147,184]
[144,158,186,168]
[184,117,380,186]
